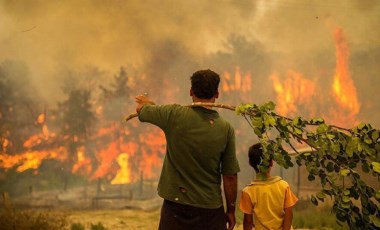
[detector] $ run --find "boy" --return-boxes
[239,143,298,230]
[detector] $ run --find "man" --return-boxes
[135,69,240,230]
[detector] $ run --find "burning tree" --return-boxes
[0,61,40,154]
[59,87,96,191]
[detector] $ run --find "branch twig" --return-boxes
[124,102,236,122]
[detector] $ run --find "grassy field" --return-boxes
[66,205,347,230]
[1,198,348,230]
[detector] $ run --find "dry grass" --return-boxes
[67,209,160,230]
[1,192,347,230]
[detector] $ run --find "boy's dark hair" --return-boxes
[190,69,220,99]
[248,143,264,172]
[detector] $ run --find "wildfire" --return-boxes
[0,148,67,172]
[0,25,362,187]
[0,112,65,173]
[222,67,252,93]
[72,147,92,175]
[270,27,360,127]
[271,70,316,117]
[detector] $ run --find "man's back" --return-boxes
[139,104,238,208]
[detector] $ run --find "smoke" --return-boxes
[0,0,379,123]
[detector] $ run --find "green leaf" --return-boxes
[292,117,301,126]
[357,123,367,130]
[317,124,329,134]
[371,130,379,142]
[310,118,324,125]
[371,215,380,227]
[362,162,370,173]
[346,137,360,157]
[316,191,326,199]
[254,128,263,137]
[331,143,341,153]
[326,162,334,172]
[279,118,287,127]
[341,202,350,209]
[375,190,380,200]
[371,162,380,173]
[364,135,373,144]
[263,114,276,127]
[327,134,335,140]
[294,127,303,135]
[311,195,318,206]
[251,116,263,128]
[235,104,253,115]
[264,101,276,111]
[340,168,350,176]
[362,143,376,156]
[308,174,315,181]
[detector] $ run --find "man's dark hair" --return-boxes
[248,143,264,172]
[190,69,220,99]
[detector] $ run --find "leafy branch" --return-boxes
[236,101,380,229]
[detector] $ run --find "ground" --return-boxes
[67,208,248,230]
[67,208,161,230]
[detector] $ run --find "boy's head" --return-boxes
[248,143,273,173]
[190,69,220,99]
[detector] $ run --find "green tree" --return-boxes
[236,102,380,229]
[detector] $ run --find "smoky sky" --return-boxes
[1,0,379,125]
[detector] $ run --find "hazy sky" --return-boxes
[1,0,379,124]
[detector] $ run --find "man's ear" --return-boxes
[190,88,194,96]
[215,91,219,99]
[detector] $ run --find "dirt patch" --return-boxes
[67,208,161,230]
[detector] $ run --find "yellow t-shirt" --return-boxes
[239,176,298,230]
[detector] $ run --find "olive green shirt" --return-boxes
[138,104,240,208]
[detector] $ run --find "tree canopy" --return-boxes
[235,101,380,229]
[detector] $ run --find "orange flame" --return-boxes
[0,148,67,172]
[138,129,165,179]
[72,147,92,175]
[331,27,360,126]
[222,67,252,93]
[271,70,316,116]
[91,141,121,180]
[270,27,360,127]
[111,153,131,184]
[92,140,139,183]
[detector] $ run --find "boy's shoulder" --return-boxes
[244,176,290,187]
